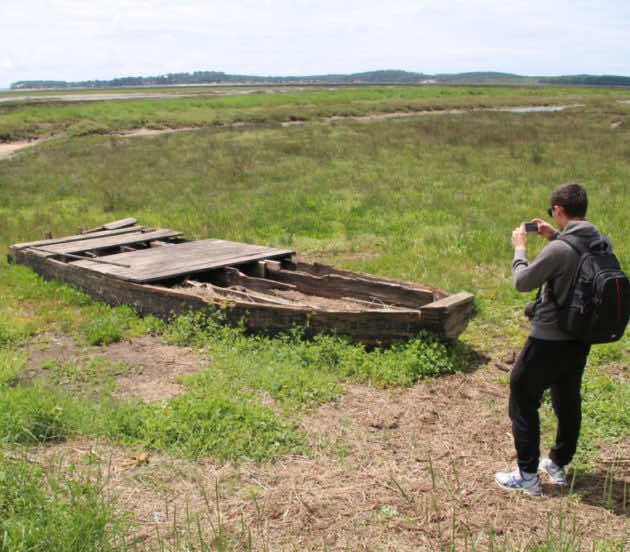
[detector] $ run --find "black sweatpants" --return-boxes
[509,337,590,474]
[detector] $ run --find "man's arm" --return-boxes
[511,224,563,292]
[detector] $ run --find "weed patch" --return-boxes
[0,454,129,551]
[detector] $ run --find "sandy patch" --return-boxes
[112,126,197,138]
[0,139,47,160]
[280,104,584,127]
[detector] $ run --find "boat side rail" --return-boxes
[261,260,434,309]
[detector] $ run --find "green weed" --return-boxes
[79,304,147,345]
[0,454,130,551]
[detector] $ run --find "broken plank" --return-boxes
[83,218,138,233]
[221,266,297,293]
[185,281,310,308]
[10,226,146,251]
[38,229,183,255]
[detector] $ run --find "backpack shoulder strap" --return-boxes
[547,235,587,307]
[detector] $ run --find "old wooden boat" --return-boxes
[7,219,474,344]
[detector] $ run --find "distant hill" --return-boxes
[10,70,630,90]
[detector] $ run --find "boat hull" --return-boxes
[9,247,473,344]
[8,222,474,344]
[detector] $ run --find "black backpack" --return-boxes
[551,235,630,344]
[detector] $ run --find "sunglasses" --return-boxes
[547,206,554,217]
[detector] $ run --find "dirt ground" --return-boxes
[24,335,630,550]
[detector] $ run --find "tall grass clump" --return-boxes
[0,454,130,551]
[0,385,71,445]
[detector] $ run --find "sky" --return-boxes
[1,0,629,89]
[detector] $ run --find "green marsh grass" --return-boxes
[2,84,629,141]
[1,87,630,550]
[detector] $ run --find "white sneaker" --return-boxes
[494,467,542,496]
[539,458,567,485]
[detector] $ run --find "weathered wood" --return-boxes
[38,229,183,255]
[339,297,411,312]
[83,217,138,234]
[9,224,474,343]
[29,247,131,268]
[195,282,312,308]
[221,266,297,293]
[10,226,145,251]
[420,291,474,314]
[296,261,446,299]
[70,239,294,283]
[264,263,434,309]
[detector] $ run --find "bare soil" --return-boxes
[24,335,630,550]
[27,334,201,401]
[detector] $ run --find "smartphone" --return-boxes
[524,222,540,233]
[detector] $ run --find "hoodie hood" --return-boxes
[561,220,612,252]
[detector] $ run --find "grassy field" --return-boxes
[1,85,629,550]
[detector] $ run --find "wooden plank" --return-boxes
[295,261,444,299]
[69,239,295,283]
[10,226,146,251]
[29,248,132,268]
[265,264,434,309]
[420,291,474,314]
[36,229,183,255]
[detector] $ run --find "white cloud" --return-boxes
[0,0,629,87]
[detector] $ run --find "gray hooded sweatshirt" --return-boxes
[512,220,611,341]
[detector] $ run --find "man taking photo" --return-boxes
[495,182,608,496]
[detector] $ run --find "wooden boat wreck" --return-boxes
[7,219,474,344]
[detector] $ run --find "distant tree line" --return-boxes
[10,70,630,90]
[10,70,432,89]
[539,75,630,86]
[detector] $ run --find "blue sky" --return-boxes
[1,0,629,88]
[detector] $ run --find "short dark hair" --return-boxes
[550,182,588,218]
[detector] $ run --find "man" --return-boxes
[494,182,607,496]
